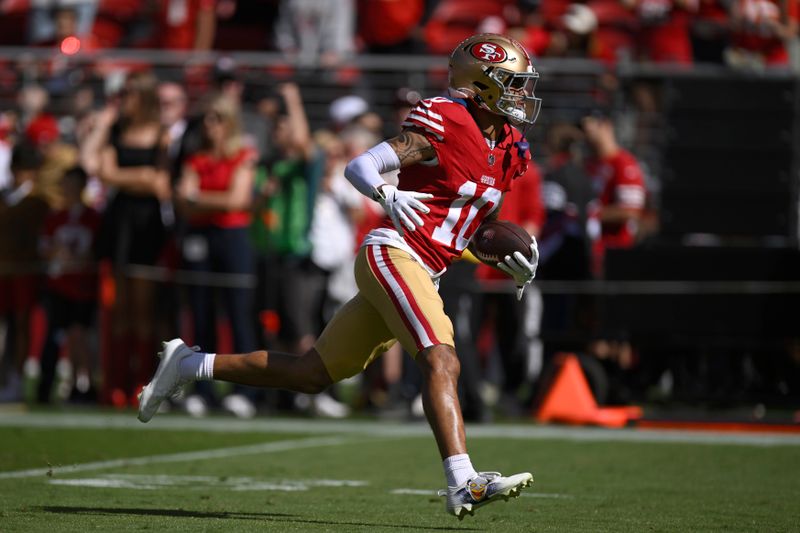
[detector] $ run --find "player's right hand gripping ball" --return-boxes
[470,220,539,300]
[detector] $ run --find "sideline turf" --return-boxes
[0,419,798,532]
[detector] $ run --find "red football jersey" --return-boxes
[370,97,531,274]
[587,148,646,249]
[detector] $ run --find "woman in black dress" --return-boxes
[96,71,171,404]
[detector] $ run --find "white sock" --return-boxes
[443,454,478,488]
[178,352,216,381]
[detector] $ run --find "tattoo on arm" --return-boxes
[387,130,435,167]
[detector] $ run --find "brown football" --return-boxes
[469,220,533,266]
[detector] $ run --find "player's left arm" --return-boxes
[462,195,506,263]
[496,243,539,300]
[467,193,538,299]
[484,196,504,222]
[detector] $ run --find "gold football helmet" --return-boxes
[449,34,542,125]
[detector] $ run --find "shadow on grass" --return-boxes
[39,505,477,531]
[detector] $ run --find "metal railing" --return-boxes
[5,259,800,295]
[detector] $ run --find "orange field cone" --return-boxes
[535,353,642,428]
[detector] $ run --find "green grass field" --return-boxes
[1,412,798,532]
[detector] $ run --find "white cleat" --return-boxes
[440,471,534,520]
[137,339,198,423]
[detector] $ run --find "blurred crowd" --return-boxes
[0,0,797,70]
[3,0,781,419]
[0,45,655,420]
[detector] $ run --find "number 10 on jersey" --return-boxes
[432,181,502,251]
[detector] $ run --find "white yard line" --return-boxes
[519,492,574,499]
[1,413,799,446]
[390,488,439,496]
[390,488,574,499]
[47,474,368,492]
[0,435,350,480]
[43,476,570,499]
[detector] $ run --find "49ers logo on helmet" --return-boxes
[469,41,508,63]
[469,42,508,63]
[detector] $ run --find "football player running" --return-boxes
[138,34,541,519]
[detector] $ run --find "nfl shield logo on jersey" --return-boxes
[488,153,495,166]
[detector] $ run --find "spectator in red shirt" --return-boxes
[37,166,101,404]
[156,0,217,50]
[624,0,698,64]
[728,0,799,67]
[582,112,648,390]
[562,0,638,64]
[358,0,425,53]
[581,111,647,276]
[90,0,147,49]
[175,93,258,418]
[469,1,569,59]
[423,0,508,55]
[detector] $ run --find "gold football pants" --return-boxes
[315,245,455,382]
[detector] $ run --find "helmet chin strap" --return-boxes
[450,87,492,114]
[520,121,533,139]
[456,88,526,131]
[448,87,471,99]
[472,94,490,111]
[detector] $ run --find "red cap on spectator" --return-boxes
[25,114,59,146]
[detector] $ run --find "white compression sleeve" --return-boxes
[344,141,401,198]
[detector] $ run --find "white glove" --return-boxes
[374,184,433,236]
[496,239,539,301]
